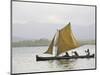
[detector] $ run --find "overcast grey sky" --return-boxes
[12,1,95,40]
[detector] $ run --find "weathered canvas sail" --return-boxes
[44,22,79,55]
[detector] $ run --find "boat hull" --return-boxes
[36,54,94,61]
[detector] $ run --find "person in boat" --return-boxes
[63,52,70,57]
[72,51,79,56]
[85,49,90,56]
[66,52,70,57]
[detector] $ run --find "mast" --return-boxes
[54,30,60,56]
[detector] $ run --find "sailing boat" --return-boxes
[36,22,94,61]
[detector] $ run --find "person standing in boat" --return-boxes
[85,49,90,56]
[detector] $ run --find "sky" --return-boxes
[12,1,96,40]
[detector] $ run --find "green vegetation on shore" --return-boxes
[12,39,50,47]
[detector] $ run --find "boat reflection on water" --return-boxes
[48,59,75,68]
[44,57,95,70]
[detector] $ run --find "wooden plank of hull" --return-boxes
[36,54,94,61]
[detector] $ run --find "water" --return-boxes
[12,45,95,73]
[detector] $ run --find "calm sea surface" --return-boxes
[12,45,95,73]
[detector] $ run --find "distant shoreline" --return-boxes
[12,40,95,48]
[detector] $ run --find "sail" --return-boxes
[56,22,79,55]
[44,35,55,54]
[44,22,79,55]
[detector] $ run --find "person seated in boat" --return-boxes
[63,52,70,57]
[72,51,79,56]
[85,49,90,56]
[66,52,70,57]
